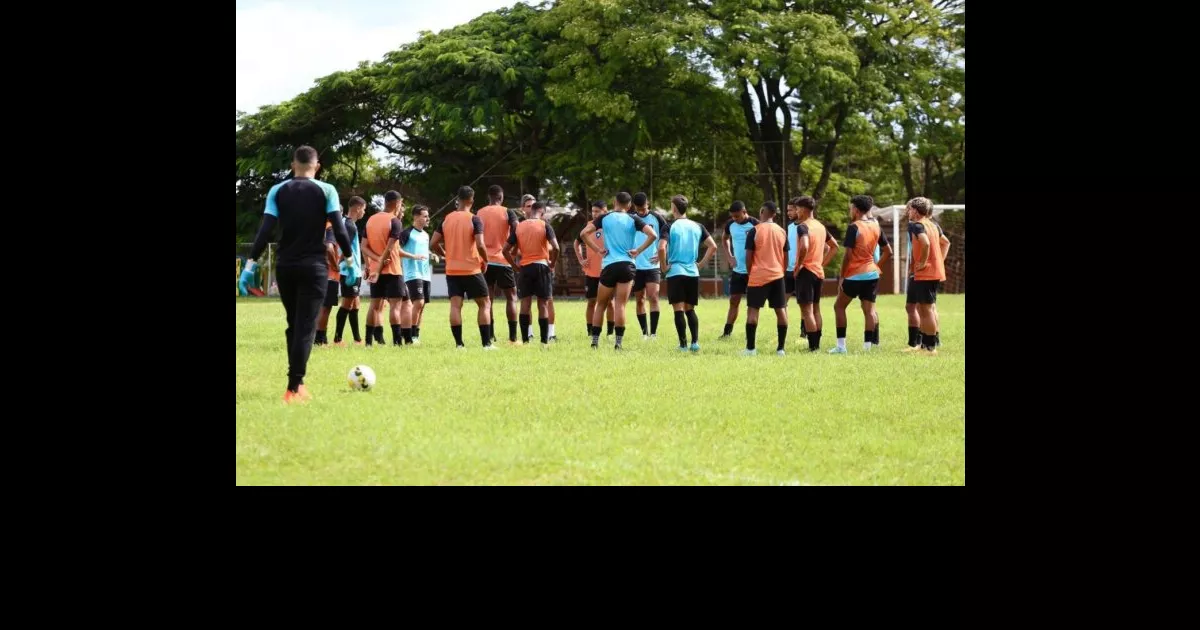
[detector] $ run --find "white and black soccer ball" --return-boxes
[347,365,376,391]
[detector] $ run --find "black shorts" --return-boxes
[633,269,662,292]
[485,264,516,290]
[340,276,361,298]
[729,272,749,296]
[370,273,408,300]
[906,279,939,304]
[784,272,796,296]
[599,261,636,288]
[517,263,553,299]
[323,279,340,307]
[406,279,432,301]
[747,277,786,309]
[666,275,699,306]
[842,278,880,302]
[446,273,489,300]
[794,268,823,305]
[585,276,600,299]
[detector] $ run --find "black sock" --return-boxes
[637,313,648,335]
[314,330,326,345]
[489,304,496,341]
[615,326,625,346]
[607,321,615,336]
[287,374,302,392]
[935,332,940,347]
[650,310,660,335]
[864,330,873,344]
[538,317,549,343]
[686,310,699,344]
[402,328,412,344]
[365,324,374,346]
[922,332,936,350]
[800,319,807,340]
[375,326,386,344]
[335,309,349,342]
[350,309,361,342]
[809,329,822,351]
[591,328,600,346]
[451,325,464,346]
[873,323,879,345]
[508,319,518,343]
[836,326,847,341]
[723,322,733,336]
[519,314,531,342]
[777,325,788,351]
[412,324,420,339]
[391,324,402,345]
[480,325,491,347]
[746,323,757,350]
[908,326,919,347]
[674,311,687,346]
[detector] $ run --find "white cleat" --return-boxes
[776,349,785,357]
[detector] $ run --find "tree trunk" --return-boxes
[922,155,933,198]
[740,82,775,202]
[812,103,849,202]
[900,153,916,200]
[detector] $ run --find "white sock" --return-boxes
[548,324,556,337]
[837,337,846,350]
[864,341,873,351]
[527,325,533,338]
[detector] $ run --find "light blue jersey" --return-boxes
[631,210,669,270]
[724,216,760,274]
[787,222,799,272]
[593,211,649,269]
[400,227,432,282]
[665,218,711,278]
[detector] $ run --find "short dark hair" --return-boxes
[908,196,932,216]
[671,195,688,214]
[616,192,632,205]
[458,186,475,201]
[761,201,777,217]
[592,200,607,209]
[348,196,366,209]
[488,185,504,202]
[293,145,318,164]
[789,196,816,211]
[851,195,874,214]
[384,190,402,203]
[531,201,546,213]
[730,200,746,213]
[632,192,648,207]
[413,205,429,216]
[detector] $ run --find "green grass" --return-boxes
[236,294,964,485]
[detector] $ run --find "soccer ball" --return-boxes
[347,365,376,391]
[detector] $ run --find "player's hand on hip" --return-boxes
[416,254,428,260]
[915,262,927,272]
[368,272,379,284]
[626,249,639,258]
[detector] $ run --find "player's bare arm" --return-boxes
[428,231,447,258]
[916,232,932,271]
[878,242,893,269]
[745,246,756,278]
[822,234,839,267]
[697,235,718,269]
[628,224,657,259]
[581,223,605,256]
[474,232,488,263]
[723,232,735,267]
[794,234,810,276]
[658,238,669,274]
[939,232,951,258]
[503,241,520,269]
[574,239,587,267]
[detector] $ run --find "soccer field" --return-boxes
[236,294,964,485]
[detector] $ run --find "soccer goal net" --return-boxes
[875,205,965,295]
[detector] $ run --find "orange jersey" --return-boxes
[745,221,788,287]
[909,216,946,282]
[578,230,604,278]
[798,217,828,279]
[843,219,885,279]
[477,204,519,266]
[439,210,485,276]
[511,219,555,266]
[365,213,403,276]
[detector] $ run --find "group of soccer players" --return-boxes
[248,146,949,402]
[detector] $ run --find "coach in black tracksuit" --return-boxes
[248,145,352,400]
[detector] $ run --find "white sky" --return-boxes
[236,0,521,114]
